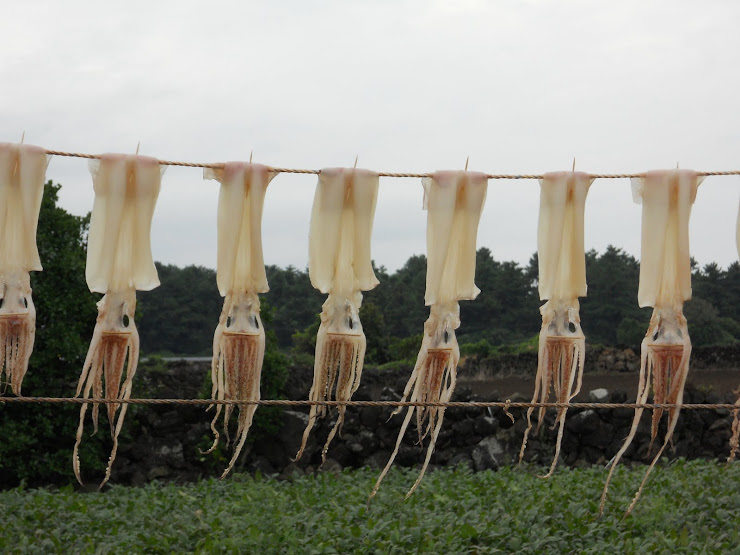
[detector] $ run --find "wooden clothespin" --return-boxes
[465,156,469,171]
[572,157,576,172]
[354,155,358,169]
[250,150,253,164]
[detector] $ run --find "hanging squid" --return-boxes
[73,153,163,489]
[600,169,702,516]
[294,167,379,463]
[369,170,488,501]
[730,393,740,464]
[202,162,276,478]
[519,171,592,477]
[0,143,47,396]
[729,202,740,464]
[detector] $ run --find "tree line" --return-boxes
[137,246,740,361]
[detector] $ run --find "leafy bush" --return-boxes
[0,461,738,552]
[0,182,111,488]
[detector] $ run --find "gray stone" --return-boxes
[320,458,343,474]
[588,388,609,403]
[380,387,401,401]
[364,450,392,470]
[347,429,378,454]
[709,417,731,432]
[277,410,320,460]
[473,415,498,436]
[448,453,473,470]
[278,462,304,481]
[158,442,185,467]
[566,409,601,434]
[359,406,382,428]
[147,466,170,480]
[452,418,474,438]
[471,436,504,472]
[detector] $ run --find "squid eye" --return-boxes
[252,316,259,329]
[443,331,449,344]
[652,329,659,341]
[122,314,130,328]
[568,322,576,333]
[348,317,354,330]
[0,298,3,309]
[22,297,28,308]
[226,316,232,328]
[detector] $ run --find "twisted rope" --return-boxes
[42,150,740,180]
[0,396,737,410]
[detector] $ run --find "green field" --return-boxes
[2,460,738,553]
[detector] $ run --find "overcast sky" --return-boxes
[2,0,739,276]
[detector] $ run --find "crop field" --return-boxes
[2,460,738,553]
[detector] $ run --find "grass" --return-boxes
[1,460,739,553]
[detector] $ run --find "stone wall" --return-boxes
[107,351,739,486]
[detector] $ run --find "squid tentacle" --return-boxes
[519,300,585,478]
[203,291,265,479]
[295,292,366,464]
[73,291,139,489]
[0,271,36,396]
[368,303,459,503]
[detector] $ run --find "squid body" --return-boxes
[294,167,379,463]
[74,154,162,488]
[600,169,701,516]
[202,162,276,478]
[519,171,592,477]
[0,143,47,396]
[370,170,488,500]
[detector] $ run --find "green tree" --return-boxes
[137,263,221,355]
[580,246,650,345]
[359,301,391,364]
[0,181,106,487]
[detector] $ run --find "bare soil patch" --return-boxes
[459,368,740,401]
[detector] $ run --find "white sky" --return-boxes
[2,0,739,273]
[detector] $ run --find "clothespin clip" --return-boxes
[572,157,576,172]
[20,131,25,144]
[354,155,358,169]
[250,150,253,164]
[465,156,470,171]
[135,142,141,155]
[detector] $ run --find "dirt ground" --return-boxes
[458,368,740,401]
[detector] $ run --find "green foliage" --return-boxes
[290,314,320,356]
[388,333,423,363]
[0,461,738,552]
[580,246,650,345]
[0,182,108,488]
[358,302,391,364]
[137,263,221,356]
[460,338,494,358]
[684,297,736,346]
[136,246,740,358]
[616,317,646,347]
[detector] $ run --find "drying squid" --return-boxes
[519,171,592,477]
[600,169,701,516]
[369,170,487,501]
[294,167,379,463]
[202,162,276,478]
[0,143,47,395]
[729,392,740,464]
[730,203,739,463]
[73,153,162,489]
